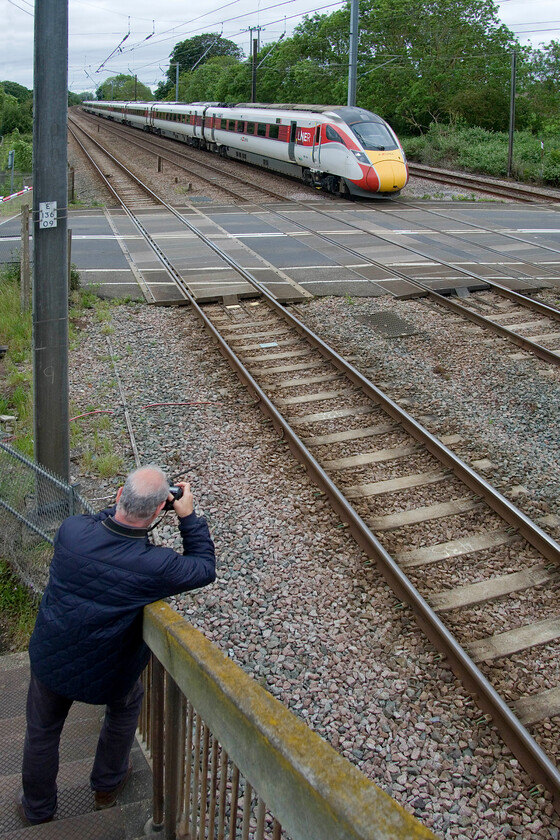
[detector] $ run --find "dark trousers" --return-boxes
[21,669,144,823]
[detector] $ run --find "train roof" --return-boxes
[83,100,386,125]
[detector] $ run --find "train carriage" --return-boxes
[82,100,408,198]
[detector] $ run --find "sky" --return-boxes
[3,0,560,95]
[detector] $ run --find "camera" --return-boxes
[164,485,183,511]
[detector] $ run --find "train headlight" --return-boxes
[351,150,370,165]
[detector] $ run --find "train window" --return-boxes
[246,122,255,134]
[257,123,267,136]
[268,124,279,140]
[350,121,398,151]
[325,125,346,145]
[236,121,245,133]
[227,120,235,131]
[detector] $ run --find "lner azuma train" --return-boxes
[82,100,408,198]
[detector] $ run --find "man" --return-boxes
[19,464,216,826]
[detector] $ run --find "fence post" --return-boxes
[150,656,165,833]
[68,166,75,203]
[164,673,182,839]
[20,204,30,311]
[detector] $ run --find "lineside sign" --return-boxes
[39,200,57,229]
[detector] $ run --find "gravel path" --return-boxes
[68,293,560,840]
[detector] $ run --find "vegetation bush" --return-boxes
[402,124,560,186]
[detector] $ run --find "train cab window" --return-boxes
[268,124,279,140]
[325,125,346,145]
[257,123,267,136]
[246,122,256,135]
[350,121,398,151]
[236,121,245,133]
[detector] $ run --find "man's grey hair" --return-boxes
[117,465,169,521]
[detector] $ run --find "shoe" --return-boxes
[93,760,133,810]
[16,790,55,826]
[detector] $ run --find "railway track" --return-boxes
[68,112,560,812]
[263,196,560,366]
[68,120,159,208]
[75,112,560,365]
[71,111,307,205]
[408,163,560,204]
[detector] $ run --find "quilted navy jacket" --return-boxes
[29,505,216,704]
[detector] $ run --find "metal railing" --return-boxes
[139,601,437,840]
[0,441,93,594]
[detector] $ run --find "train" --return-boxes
[81,100,408,198]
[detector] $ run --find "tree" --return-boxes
[255,18,348,105]
[178,56,239,102]
[96,75,153,101]
[356,0,519,132]
[160,34,244,98]
[1,81,32,104]
[0,89,32,135]
[526,41,560,131]
[68,91,94,106]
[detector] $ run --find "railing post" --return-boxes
[164,672,182,839]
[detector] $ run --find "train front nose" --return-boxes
[367,159,408,192]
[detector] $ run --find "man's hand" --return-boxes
[170,482,194,518]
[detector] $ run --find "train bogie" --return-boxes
[81,100,408,197]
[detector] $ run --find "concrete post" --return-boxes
[32,0,70,481]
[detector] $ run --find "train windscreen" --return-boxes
[350,121,398,151]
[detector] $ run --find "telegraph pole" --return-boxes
[507,51,517,178]
[347,0,359,106]
[251,38,258,103]
[32,0,70,482]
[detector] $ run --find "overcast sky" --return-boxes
[4,0,560,95]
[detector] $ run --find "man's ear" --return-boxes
[116,487,123,503]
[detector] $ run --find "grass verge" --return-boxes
[402,124,560,186]
[0,559,38,653]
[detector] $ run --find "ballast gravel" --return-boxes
[66,292,560,840]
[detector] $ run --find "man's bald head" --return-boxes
[116,465,170,524]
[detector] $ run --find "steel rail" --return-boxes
[418,290,560,366]
[74,112,299,204]
[264,199,560,365]
[394,195,560,270]
[483,279,560,320]
[408,163,560,204]
[165,275,560,814]
[70,115,560,808]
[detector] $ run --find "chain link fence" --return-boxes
[0,441,94,595]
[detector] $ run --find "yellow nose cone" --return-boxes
[370,159,408,192]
